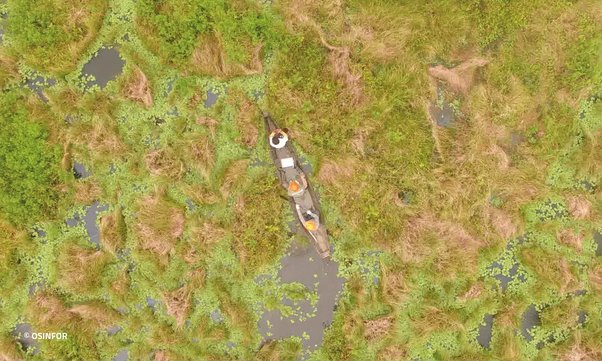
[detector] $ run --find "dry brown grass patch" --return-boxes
[28,292,74,327]
[111,270,130,296]
[195,221,226,248]
[589,267,602,292]
[458,283,484,302]
[153,350,170,361]
[364,316,393,340]
[149,324,180,347]
[487,143,511,170]
[68,302,119,329]
[491,304,521,360]
[196,116,219,138]
[398,213,484,264]
[191,33,263,78]
[326,46,364,104]
[27,296,118,337]
[412,306,464,335]
[522,250,578,293]
[428,58,489,95]
[317,157,359,186]
[135,193,185,259]
[163,286,191,327]
[145,148,184,180]
[344,19,410,63]
[72,116,126,157]
[0,219,30,271]
[182,184,220,206]
[74,180,102,204]
[0,52,19,87]
[350,126,373,157]
[559,334,602,361]
[19,0,107,75]
[255,340,297,361]
[234,99,260,148]
[558,229,584,251]
[485,206,518,240]
[57,245,110,293]
[187,268,206,289]
[567,196,591,220]
[184,133,215,177]
[0,341,22,361]
[377,344,407,361]
[182,222,224,264]
[100,210,125,254]
[381,268,408,305]
[123,68,153,107]
[220,160,249,198]
[222,300,255,345]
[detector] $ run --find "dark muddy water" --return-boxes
[112,349,128,361]
[594,230,602,256]
[146,297,158,312]
[82,47,125,89]
[429,102,454,128]
[477,313,493,349]
[25,76,56,103]
[165,77,176,96]
[28,281,44,296]
[73,161,90,179]
[204,89,220,108]
[13,323,39,355]
[0,5,6,43]
[429,87,455,127]
[520,304,541,342]
[489,261,525,292]
[258,242,345,358]
[579,180,596,193]
[107,325,122,336]
[210,309,225,323]
[577,310,587,326]
[65,202,109,248]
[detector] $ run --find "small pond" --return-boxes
[73,161,91,179]
[204,88,220,108]
[476,314,493,349]
[520,304,541,342]
[82,47,125,89]
[65,202,109,248]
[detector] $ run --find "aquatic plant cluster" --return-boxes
[0,0,601,360]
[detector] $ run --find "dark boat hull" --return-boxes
[263,113,331,259]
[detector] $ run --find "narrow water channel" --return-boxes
[258,242,345,359]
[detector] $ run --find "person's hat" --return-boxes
[289,180,301,192]
[305,219,317,231]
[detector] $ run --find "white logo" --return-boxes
[22,332,68,340]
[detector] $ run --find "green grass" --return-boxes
[0,90,64,225]
[6,0,108,75]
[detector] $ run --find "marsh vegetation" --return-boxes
[0,0,601,360]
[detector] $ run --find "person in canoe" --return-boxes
[269,128,289,149]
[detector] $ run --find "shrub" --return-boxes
[0,91,62,225]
